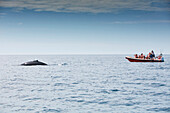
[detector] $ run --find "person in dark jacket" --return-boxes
[151,50,155,58]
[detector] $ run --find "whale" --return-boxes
[21,60,47,66]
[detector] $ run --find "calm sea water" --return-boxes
[0,55,170,113]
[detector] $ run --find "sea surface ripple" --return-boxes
[0,55,170,113]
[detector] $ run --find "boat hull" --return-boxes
[125,56,164,62]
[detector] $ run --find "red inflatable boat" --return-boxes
[125,56,164,62]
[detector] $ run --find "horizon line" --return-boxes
[0,53,169,55]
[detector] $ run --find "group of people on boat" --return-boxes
[134,50,163,59]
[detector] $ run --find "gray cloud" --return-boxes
[18,22,23,25]
[0,0,170,13]
[111,20,170,24]
[0,13,6,15]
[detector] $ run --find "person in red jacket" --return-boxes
[141,53,145,59]
[134,54,138,58]
[148,52,151,59]
[157,53,162,59]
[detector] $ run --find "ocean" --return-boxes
[0,55,170,113]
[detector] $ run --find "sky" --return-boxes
[0,0,170,55]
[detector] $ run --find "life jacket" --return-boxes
[148,53,151,58]
[158,56,162,59]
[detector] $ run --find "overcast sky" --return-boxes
[0,0,170,54]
